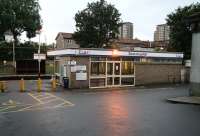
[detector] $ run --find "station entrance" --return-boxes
[106,61,121,87]
[89,57,135,88]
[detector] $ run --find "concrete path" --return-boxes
[167,96,200,105]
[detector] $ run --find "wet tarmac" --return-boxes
[0,81,200,136]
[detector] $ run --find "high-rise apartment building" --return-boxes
[154,24,170,41]
[118,22,133,39]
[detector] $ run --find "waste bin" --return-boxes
[62,77,69,89]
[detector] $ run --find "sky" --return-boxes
[28,0,199,44]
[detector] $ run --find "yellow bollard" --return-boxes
[19,78,25,92]
[52,78,56,91]
[0,82,2,92]
[37,78,42,92]
[0,81,6,93]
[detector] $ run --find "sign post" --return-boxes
[34,53,46,77]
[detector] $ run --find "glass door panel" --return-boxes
[114,63,120,75]
[106,62,121,87]
[107,63,113,75]
[107,77,113,86]
[114,77,120,85]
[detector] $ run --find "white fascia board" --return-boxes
[47,49,184,58]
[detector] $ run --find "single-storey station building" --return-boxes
[47,48,184,89]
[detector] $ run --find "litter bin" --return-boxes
[63,77,69,89]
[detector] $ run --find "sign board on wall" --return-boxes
[76,65,86,71]
[76,72,87,80]
[34,54,46,60]
[67,60,76,65]
[71,66,76,72]
[70,65,86,72]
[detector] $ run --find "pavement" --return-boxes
[0,81,200,136]
[167,96,200,105]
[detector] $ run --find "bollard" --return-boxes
[0,81,6,93]
[52,78,56,91]
[37,78,42,92]
[19,78,25,92]
[0,82,2,92]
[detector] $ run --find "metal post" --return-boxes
[13,40,15,68]
[38,32,41,78]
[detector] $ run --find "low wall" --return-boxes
[135,63,183,86]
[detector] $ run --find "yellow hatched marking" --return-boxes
[0,106,16,112]
[47,93,74,106]
[28,93,43,104]
[34,94,52,99]
[39,96,56,101]
[30,93,50,97]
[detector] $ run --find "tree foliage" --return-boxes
[0,42,47,61]
[166,2,200,59]
[73,0,121,48]
[0,0,42,42]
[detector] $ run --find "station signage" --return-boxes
[129,52,147,57]
[34,53,46,60]
[47,49,184,59]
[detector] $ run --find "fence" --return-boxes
[0,65,15,75]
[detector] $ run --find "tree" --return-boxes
[0,0,42,42]
[0,41,47,61]
[166,2,200,60]
[73,0,121,48]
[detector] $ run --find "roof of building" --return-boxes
[55,32,73,40]
[47,48,184,59]
[113,38,150,47]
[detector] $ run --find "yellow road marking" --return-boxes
[0,92,74,114]
[28,93,43,104]
[33,94,52,99]
[17,98,60,112]
[0,106,16,112]
[39,96,55,100]
[47,93,74,106]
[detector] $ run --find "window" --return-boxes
[121,77,134,85]
[91,62,106,76]
[121,61,134,75]
[90,78,105,87]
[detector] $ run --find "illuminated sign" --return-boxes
[47,49,184,58]
[129,52,147,57]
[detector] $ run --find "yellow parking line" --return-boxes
[54,102,74,108]
[39,96,55,101]
[30,93,50,98]
[47,93,74,106]
[34,94,52,99]
[0,106,16,112]
[17,98,59,112]
[28,93,43,104]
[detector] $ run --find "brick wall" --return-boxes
[135,63,183,85]
[56,35,64,49]
[69,56,90,89]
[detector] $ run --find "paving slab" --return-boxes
[167,96,200,105]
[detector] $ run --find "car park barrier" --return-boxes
[19,78,25,92]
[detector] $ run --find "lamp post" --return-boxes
[186,12,200,96]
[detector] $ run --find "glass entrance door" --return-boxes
[106,62,121,87]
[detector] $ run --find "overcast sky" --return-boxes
[29,0,199,44]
